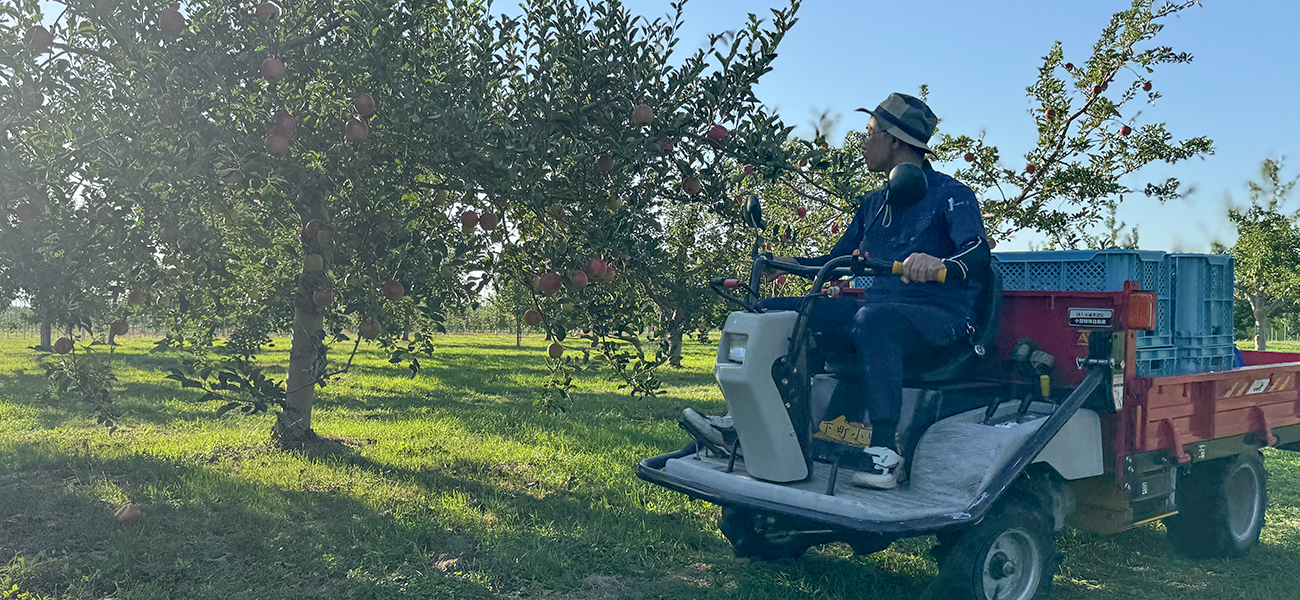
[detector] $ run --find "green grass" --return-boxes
[3,334,1300,599]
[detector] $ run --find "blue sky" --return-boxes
[597,0,1300,252]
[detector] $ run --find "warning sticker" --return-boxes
[1068,308,1114,328]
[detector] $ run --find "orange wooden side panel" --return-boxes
[1139,363,1300,453]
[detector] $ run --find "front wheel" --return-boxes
[1164,450,1267,559]
[930,495,1061,600]
[718,507,816,561]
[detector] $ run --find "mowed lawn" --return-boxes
[2,334,1300,599]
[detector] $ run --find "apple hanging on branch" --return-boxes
[261,57,286,83]
[255,2,280,24]
[345,118,369,141]
[381,279,404,301]
[24,25,53,52]
[352,93,375,117]
[158,7,186,36]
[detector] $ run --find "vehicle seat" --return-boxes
[818,265,1002,382]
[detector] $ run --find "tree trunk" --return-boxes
[1252,297,1269,352]
[39,322,51,350]
[107,328,117,346]
[275,204,329,445]
[402,314,410,341]
[667,310,684,368]
[515,317,522,347]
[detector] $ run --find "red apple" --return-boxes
[14,202,37,221]
[53,337,73,354]
[261,57,286,83]
[796,206,807,218]
[1044,109,1056,120]
[316,229,333,247]
[312,287,334,307]
[568,270,589,290]
[304,218,325,238]
[345,117,369,141]
[597,153,614,172]
[1099,82,1109,92]
[586,258,608,278]
[353,93,375,117]
[166,266,181,280]
[1120,125,1132,136]
[114,503,142,525]
[775,275,786,286]
[159,227,179,245]
[127,289,146,306]
[111,320,130,336]
[155,294,172,308]
[705,125,728,148]
[683,176,702,197]
[381,279,404,300]
[478,212,499,230]
[524,309,542,326]
[1063,62,1074,71]
[538,273,562,295]
[658,137,675,154]
[375,221,391,234]
[547,205,566,221]
[830,224,839,234]
[265,134,290,156]
[743,164,756,175]
[303,253,324,272]
[255,1,280,24]
[1143,81,1153,92]
[1025,164,1037,174]
[547,342,564,359]
[25,25,53,52]
[159,8,186,35]
[460,211,479,229]
[272,111,296,137]
[631,103,654,125]
[359,318,382,339]
[963,152,976,162]
[1091,85,1103,96]
[596,266,616,283]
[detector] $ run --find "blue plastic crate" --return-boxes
[994,250,1172,346]
[1167,254,1234,341]
[993,250,1167,292]
[1136,346,1178,378]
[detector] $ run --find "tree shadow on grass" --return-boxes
[0,440,746,600]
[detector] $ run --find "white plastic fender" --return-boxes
[1034,408,1104,480]
[715,310,807,482]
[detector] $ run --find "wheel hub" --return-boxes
[982,529,1042,600]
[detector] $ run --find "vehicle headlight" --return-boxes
[727,333,748,363]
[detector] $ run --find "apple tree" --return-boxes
[480,0,800,399]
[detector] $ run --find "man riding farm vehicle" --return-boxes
[644,93,1300,600]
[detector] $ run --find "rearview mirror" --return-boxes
[744,193,765,230]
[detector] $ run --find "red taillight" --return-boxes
[1126,291,1157,331]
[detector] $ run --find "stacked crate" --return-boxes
[992,250,1235,378]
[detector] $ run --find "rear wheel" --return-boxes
[930,495,1060,600]
[718,507,816,561]
[1165,451,1266,559]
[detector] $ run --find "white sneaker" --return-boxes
[682,408,726,449]
[851,447,904,490]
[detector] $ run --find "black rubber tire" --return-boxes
[718,507,812,561]
[1165,451,1267,559]
[930,495,1061,600]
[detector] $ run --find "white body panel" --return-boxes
[1034,407,1104,480]
[715,311,807,482]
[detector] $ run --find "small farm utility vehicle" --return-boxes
[637,198,1300,600]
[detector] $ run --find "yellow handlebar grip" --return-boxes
[1040,374,1051,398]
[892,261,948,283]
